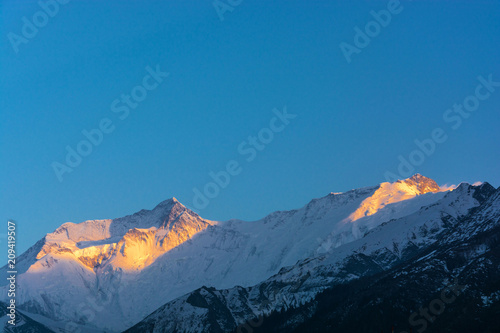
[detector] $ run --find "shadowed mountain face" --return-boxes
[1,175,497,333]
[0,301,55,333]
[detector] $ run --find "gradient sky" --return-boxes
[1,0,499,257]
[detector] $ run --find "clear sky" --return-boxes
[1,0,499,256]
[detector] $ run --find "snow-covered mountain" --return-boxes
[1,174,496,332]
[124,182,498,333]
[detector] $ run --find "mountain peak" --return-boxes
[154,197,182,209]
[342,175,443,223]
[401,174,441,194]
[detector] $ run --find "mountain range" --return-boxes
[2,174,499,332]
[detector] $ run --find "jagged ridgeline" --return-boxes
[1,175,499,332]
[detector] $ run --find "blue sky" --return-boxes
[1,0,499,256]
